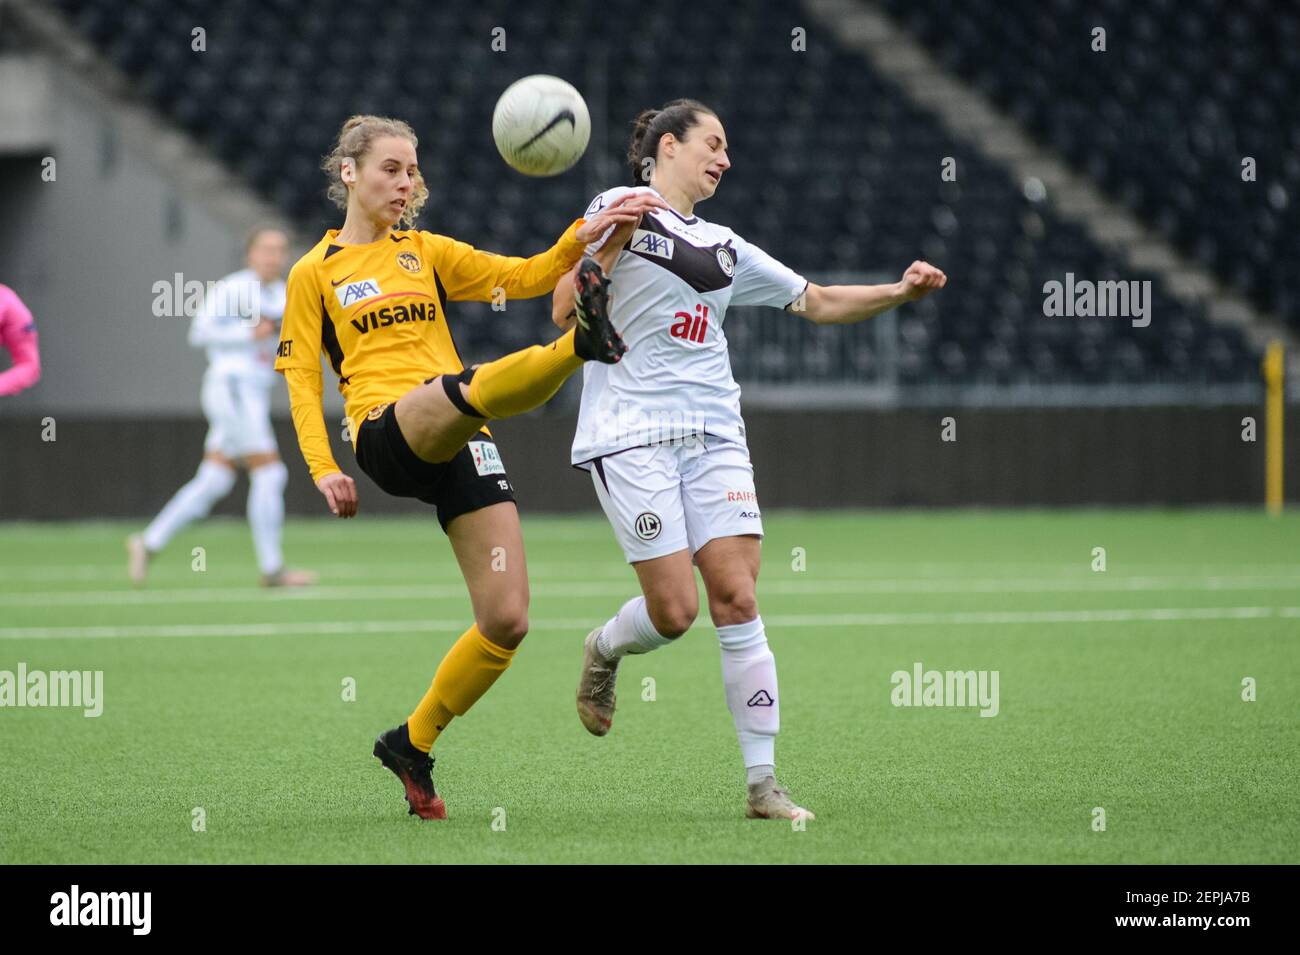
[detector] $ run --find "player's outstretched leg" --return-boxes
[572,257,626,363]
[448,257,623,423]
[372,723,446,820]
[128,458,238,585]
[125,534,151,587]
[697,536,814,821]
[746,777,815,821]
[373,624,509,820]
[391,258,625,467]
[577,552,695,735]
[245,457,317,588]
[577,596,676,736]
[719,616,814,821]
[576,626,621,736]
[372,503,525,819]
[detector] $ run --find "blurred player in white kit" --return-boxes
[128,226,316,587]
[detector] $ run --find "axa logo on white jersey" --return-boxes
[630,229,673,260]
[335,278,382,308]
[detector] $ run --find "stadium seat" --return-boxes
[49,0,1268,388]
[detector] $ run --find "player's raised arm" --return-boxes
[793,260,947,325]
[422,193,665,308]
[421,221,590,304]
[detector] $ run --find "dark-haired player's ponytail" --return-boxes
[631,109,660,144]
[625,109,661,184]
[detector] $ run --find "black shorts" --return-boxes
[354,402,516,532]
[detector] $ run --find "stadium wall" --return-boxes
[1,406,1293,519]
[0,50,306,420]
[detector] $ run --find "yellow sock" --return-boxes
[406,692,454,752]
[466,329,581,419]
[406,624,517,751]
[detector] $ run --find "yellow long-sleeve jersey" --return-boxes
[275,220,587,482]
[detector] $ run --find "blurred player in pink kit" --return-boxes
[0,284,41,397]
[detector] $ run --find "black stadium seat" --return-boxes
[49,0,1272,387]
[880,0,1299,334]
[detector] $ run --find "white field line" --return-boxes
[5,561,1300,583]
[0,575,1296,607]
[2,607,1297,640]
[0,523,615,543]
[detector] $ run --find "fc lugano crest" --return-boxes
[716,247,734,277]
[634,512,662,541]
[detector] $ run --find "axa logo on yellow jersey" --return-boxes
[335,278,383,308]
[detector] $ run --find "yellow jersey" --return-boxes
[275,220,587,481]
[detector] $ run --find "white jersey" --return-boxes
[571,186,807,465]
[187,268,286,378]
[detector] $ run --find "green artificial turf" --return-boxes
[0,510,1296,863]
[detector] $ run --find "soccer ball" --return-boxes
[492,74,591,177]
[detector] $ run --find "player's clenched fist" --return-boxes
[317,472,358,518]
[898,260,947,301]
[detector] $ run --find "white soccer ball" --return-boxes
[492,74,591,177]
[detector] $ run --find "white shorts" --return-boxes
[200,368,277,459]
[585,436,763,563]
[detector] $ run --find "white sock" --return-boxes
[247,461,288,576]
[595,596,672,660]
[141,460,237,552]
[718,616,779,780]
